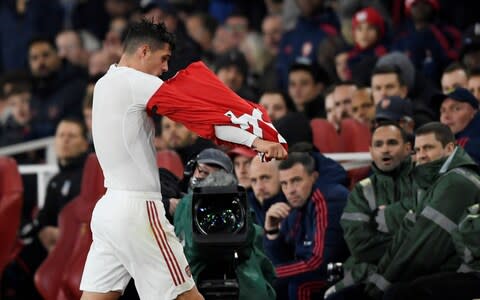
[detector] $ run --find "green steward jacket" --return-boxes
[452,202,480,274]
[333,158,415,291]
[173,193,276,300]
[365,147,480,299]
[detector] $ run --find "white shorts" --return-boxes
[80,189,195,300]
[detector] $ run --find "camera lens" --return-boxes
[194,197,246,235]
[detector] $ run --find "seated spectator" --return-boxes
[274,112,313,146]
[214,49,257,101]
[28,36,87,138]
[325,87,340,131]
[441,62,468,93]
[347,7,388,75]
[375,96,415,135]
[287,61,330,119]
[248,156,286,227]
[55,29,90,69]
[0,86,33,146]
[351,88,375,130]
[437,87,480,164]
[467,68,480,102]
[35,118,89,252]
[264,152,349,300]
[392,0,459,81]
[161,116,215,165]
[173,149,276,300]
[258,89,293,121]
[333,82,357,121]
[371,65,408,105]
[327,122,414,298]
[228,147,256,189]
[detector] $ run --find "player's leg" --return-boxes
[128,199,197,299]
[80,291,122,300]
[80,194,132,299]
[176,286,204,300]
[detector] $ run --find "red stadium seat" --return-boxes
[35,154,105,300]
[310,118,343,153]
[339,118,371,152]
[156,150,184,179]
[0,157,23,277]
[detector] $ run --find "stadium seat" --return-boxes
[156,150,184,179]
[339,118,371,152]
[0,157,23,277]
[35,154,105,300]
[310,118,342,153]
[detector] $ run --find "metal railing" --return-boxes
[0,137,57,208]
[0,138,373,208]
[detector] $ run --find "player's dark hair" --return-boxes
[123,19,176,54]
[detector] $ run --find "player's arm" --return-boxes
[214,126,287,160]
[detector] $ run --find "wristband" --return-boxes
[264,227,279,235]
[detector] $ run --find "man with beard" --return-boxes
[27,36,87,138]
[326,121,414,299]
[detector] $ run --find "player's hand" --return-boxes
[252,138,288,160]
[169,198,180,216]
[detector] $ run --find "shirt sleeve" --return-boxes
[214,125,257,147]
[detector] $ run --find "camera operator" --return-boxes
[173,148,276,300]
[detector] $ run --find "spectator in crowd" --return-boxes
[36,117,89,252]
[375,96,415,134]
[325,87,340,131]
[467,68,480,102]
[437,87,480,164]
[370,65,408,104]
[0,85,32,146]
[28,36,87,138]
[274,112,313,146]
[287,61,329,119]
[212,25,236,56]
[141,1,201,80]
[82,84,94,152]
[55,29,90,69]
[363,122,480,299]
[173,150,276,300]
[392,0,458,81]
[185,12,218,67]
[347,7,388,75]
[259,14,284,91]
[441,62,468,93]
[326,122,414,299]
[248,156,286,227]
[375,52,438,127]
[88,49,118,77]
[0,0,63,72]
[351,88,375,130]
[264,152,349,300]
[259,90,292,121]
[334,47,351,82]
[215,49,257,101]
[228,146,256,189]
[333,81,357,121]
[460,22,480,71]
[225,13,250,49]
[161,116,215,166]
[276,0,339,89]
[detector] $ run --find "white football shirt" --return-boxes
[92,65,163,192]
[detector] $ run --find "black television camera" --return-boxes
[191,185,249,300]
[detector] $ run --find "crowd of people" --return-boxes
[1,0,480,299]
